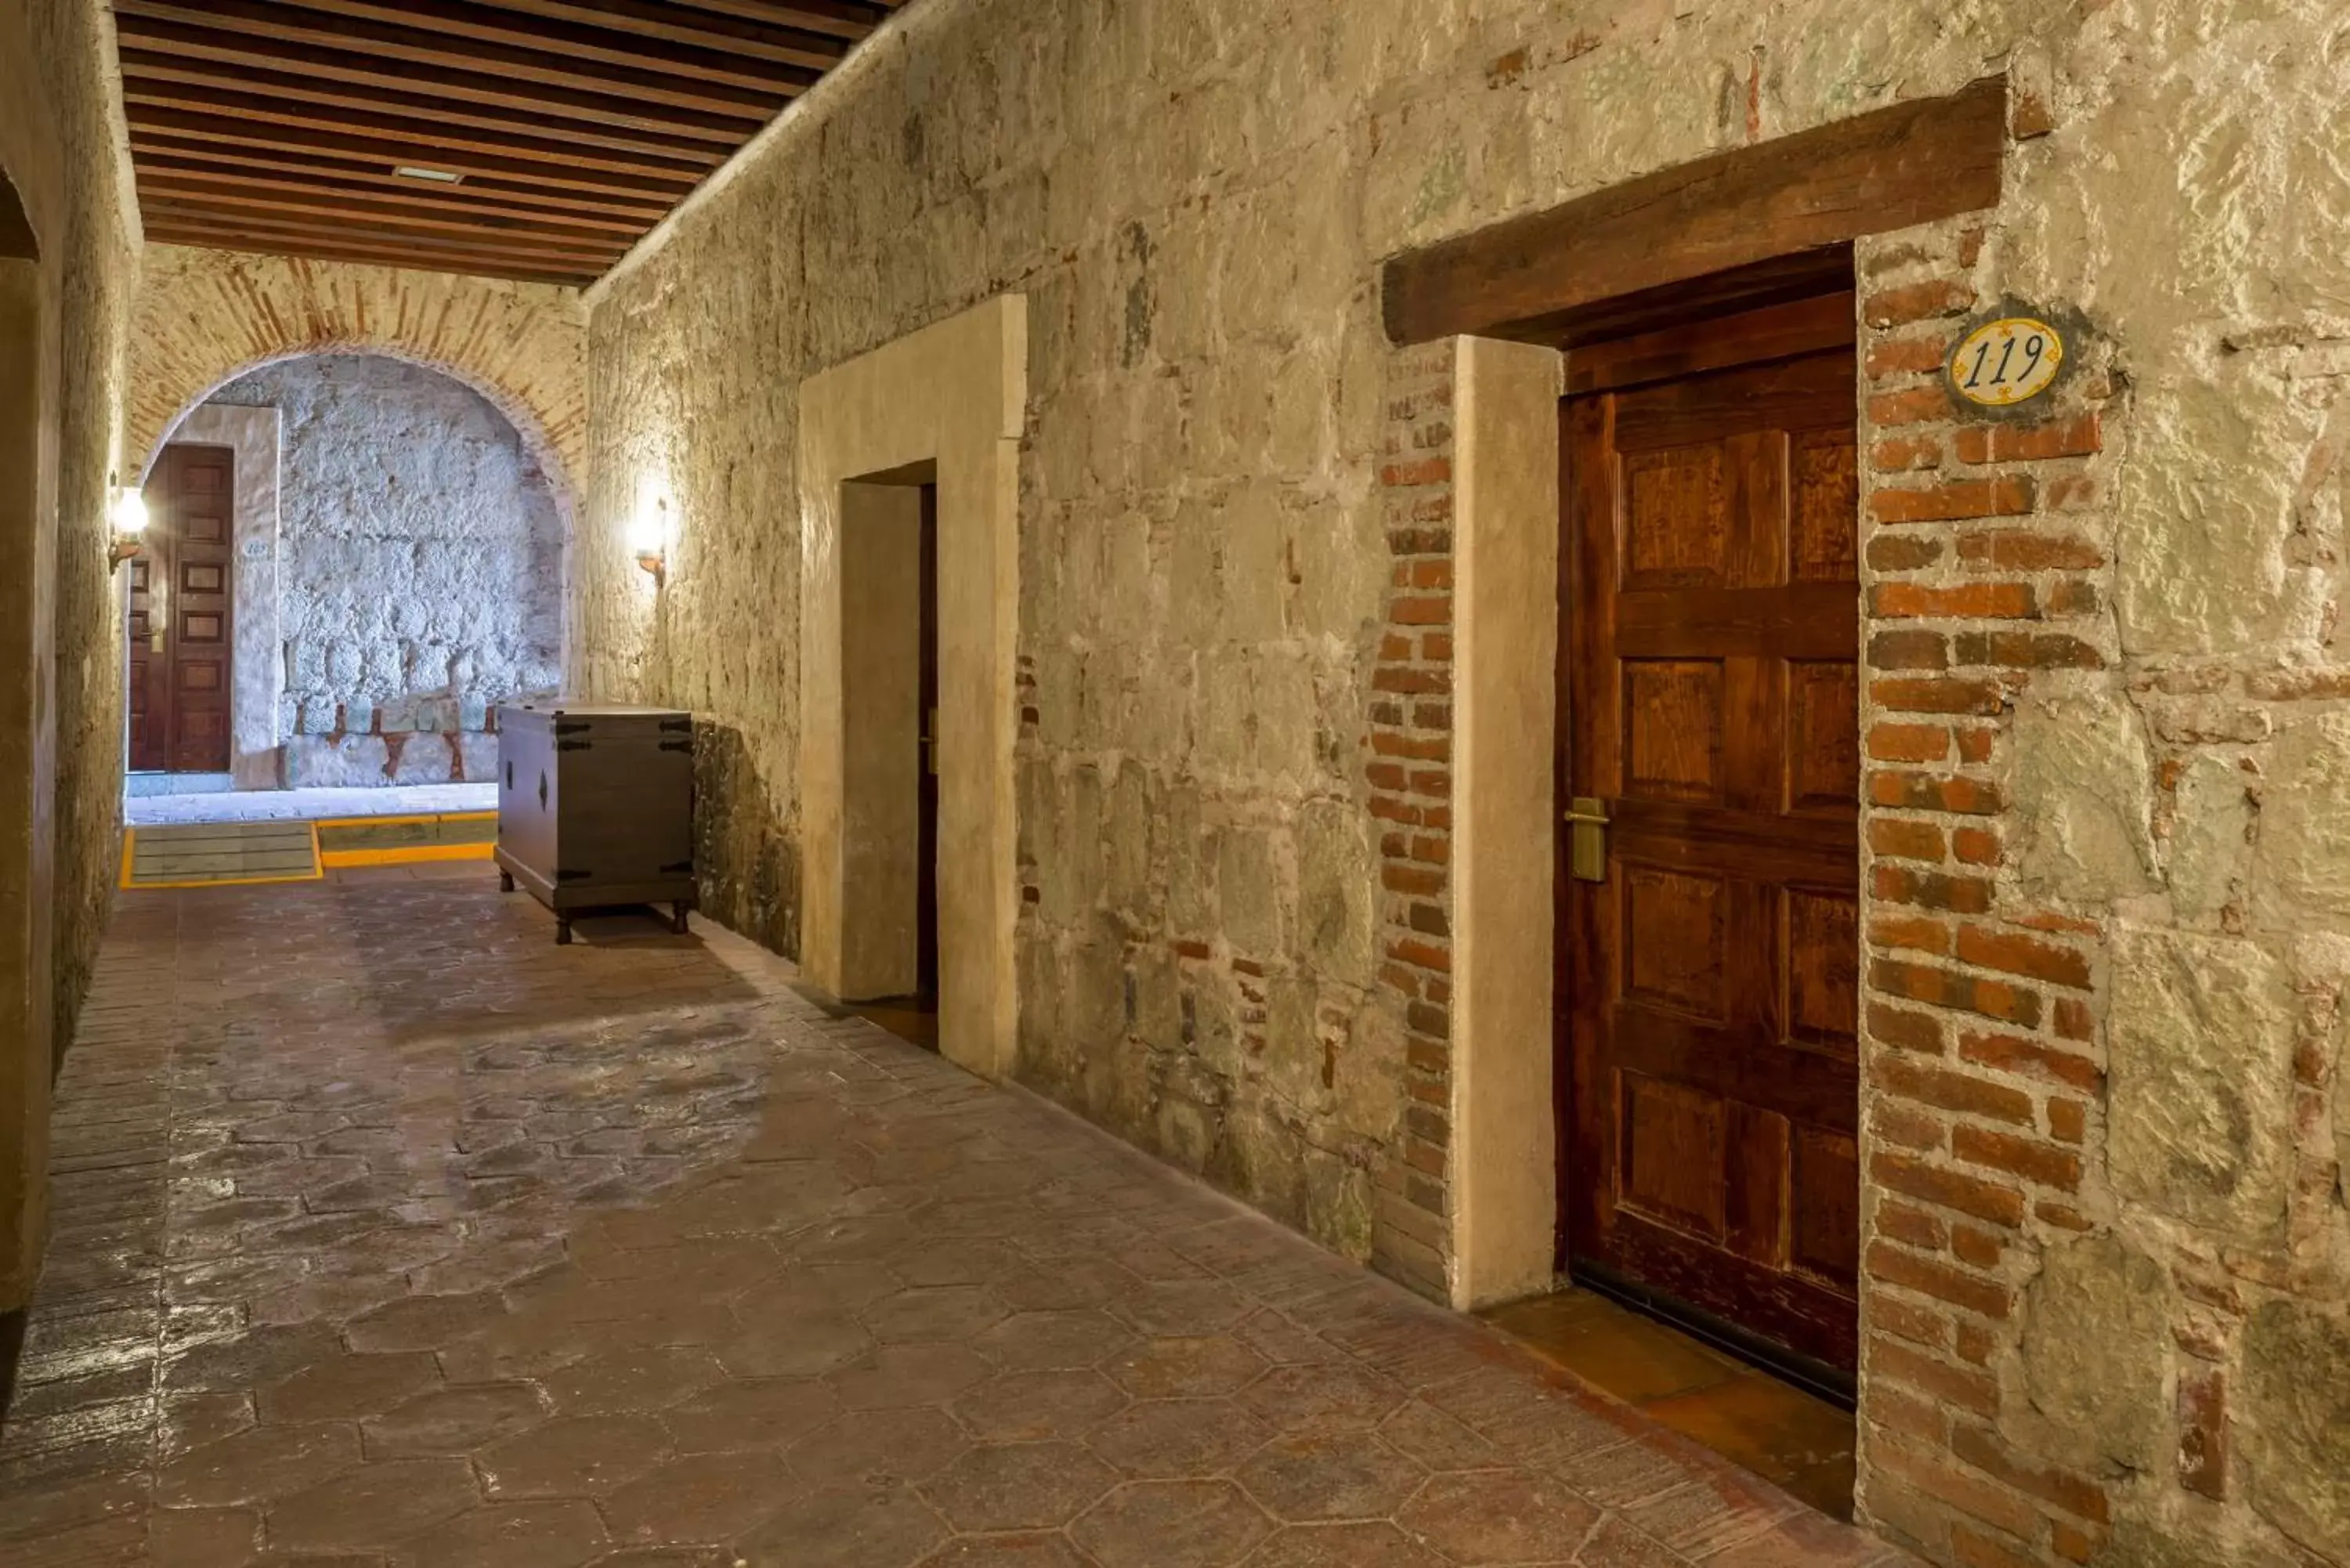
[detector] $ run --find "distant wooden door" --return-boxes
[128,443,235,774]
[1558,293,1862,1380]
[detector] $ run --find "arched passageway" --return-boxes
[133,352,566,791]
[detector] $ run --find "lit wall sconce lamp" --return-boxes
[632,497,667,589]
[107,479,147,570]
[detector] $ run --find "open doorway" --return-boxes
[833,468,941,1052]
[127,353,564,824]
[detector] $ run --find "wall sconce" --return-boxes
[107,479,147,570]
[632,497,667,589]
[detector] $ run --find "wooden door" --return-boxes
[129,444,236,774]
[1558,293,1862,1381]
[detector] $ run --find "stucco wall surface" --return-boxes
[201,355,563,786]
[0,0,138,1310]
[578,3,2350,1564]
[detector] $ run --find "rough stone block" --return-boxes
[1217,829,1280,956]
[285,734,391,788]
[378,699,421,735]
[2016,1232,2168,1473]
[2169,751,2249,923]
[1164,787,1212,936]
[1263,977,1326,1116]
[1067,941,1126,1054]
[2114,378,2322,656]
[392,735,454,786]
[2005,688,2157,904]
[1129,946,1180,1054]
[298,700,338,737]
[457,732,499,783]
[1296,800,1375,987]
[1104,760,1155,920]
[2240,1299,2350,1556]
[459,697,488,732]
[2250,714,2350,930]
[2108,928,2294,1235]
[342,698,375,735]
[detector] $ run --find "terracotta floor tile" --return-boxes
[918,1440,1121,1531]
[1101,1335,1267,1400]
[786,1407,971,1487]
[1241,1520,1450,1568]
[1070,1478,1274,1568]
[476,1414,671,1499]
[261,1352,442,1423]
[393,1500,610,1568]
[598,1448,799,1545]
[361,1383,550,1457]
[531,1346,729,1415]
[154,1422,363,1508]
[662,1376,838,1453]
[732,1483,946,1568]
[1395,1469,1603,1566]
[147,1503,262,1564]
[262,1456,480,1552]
[912,1534,1095,1567]
[5,881,1901,1568]
[1237,1431,1429,1523]
[1084,1396,1271,1479]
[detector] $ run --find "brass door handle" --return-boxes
[1564,796,1609,883]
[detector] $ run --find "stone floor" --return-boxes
[2,865,1912,1567]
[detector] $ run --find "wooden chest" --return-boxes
[493,702,696,943]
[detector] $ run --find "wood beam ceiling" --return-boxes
[118,0,907,286]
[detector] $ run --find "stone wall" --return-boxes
[0,0,139,1307]
[201,355,563,787]
[578,4,2350,1563]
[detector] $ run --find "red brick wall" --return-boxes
[1369,339,1459,1302]
[1853,218,2125,1566]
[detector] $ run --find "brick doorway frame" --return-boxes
[1370,74,2153,1566]
[1380,79,2012,1317]
[796,295,1027,1081]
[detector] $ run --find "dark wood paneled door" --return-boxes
[128,443,235,774]
[1558,293,1863,1382]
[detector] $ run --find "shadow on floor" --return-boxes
[1484,1289,1857,1522]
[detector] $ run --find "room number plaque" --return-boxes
[1947,307,2071,411]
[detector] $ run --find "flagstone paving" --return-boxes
[2,868,1914,1566]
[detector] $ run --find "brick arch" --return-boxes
[125,244,586,517]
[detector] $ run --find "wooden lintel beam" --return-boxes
[1381,77,2008,345]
